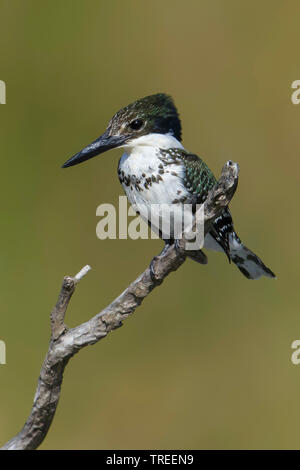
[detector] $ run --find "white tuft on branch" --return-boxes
[74,265,92,283]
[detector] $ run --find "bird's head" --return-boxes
[62,93,181,168]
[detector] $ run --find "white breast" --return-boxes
[118,133,191,238]
[119,142,185,207]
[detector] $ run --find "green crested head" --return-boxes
[108,93,182,142]
[62,93,181,168]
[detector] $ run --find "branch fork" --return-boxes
[1,161,239,450]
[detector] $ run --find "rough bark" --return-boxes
[1,160,239,450]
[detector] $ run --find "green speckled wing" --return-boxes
[159,148,217,202]
[181,153,217,203]
[159,148,232,257]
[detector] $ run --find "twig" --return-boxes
[1,160,239,450]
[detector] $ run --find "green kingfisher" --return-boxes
[62,93,275,280]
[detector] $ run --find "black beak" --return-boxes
[62,130,127,168]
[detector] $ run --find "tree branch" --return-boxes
[1,160,239,450]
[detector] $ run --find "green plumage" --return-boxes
[159,148,217,203]
[108,93,182,142]
[181,154,216,203]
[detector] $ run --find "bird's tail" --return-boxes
[229,232,276,280]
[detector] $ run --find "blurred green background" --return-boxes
[0,0,299,450]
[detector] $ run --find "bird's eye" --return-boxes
[129,119,144,130]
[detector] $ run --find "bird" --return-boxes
[62,93,275,280]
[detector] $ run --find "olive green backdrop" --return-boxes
[0,0,299,450]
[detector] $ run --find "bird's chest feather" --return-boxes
[118,147,188,209]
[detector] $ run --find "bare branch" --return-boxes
[1,161,239,450]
